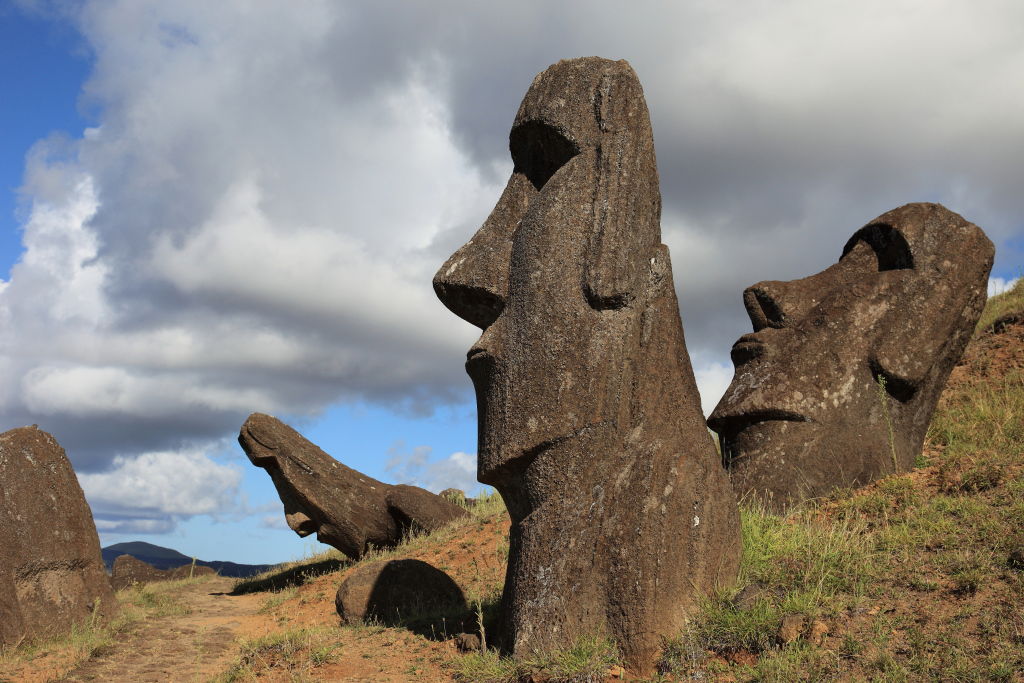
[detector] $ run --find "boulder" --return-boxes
[0,426,115,645]
[433,57,741,673]
[335,558,467,626]
[709,204,994,509]
[239,413,467,559]
[111,554,216,590]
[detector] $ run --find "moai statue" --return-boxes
[709,203,994,509]
[434,57,741,672]
[239,413,467,559]
[0,426,116,645]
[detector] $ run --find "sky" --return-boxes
[1,1,1021,565]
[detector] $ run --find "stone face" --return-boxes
[239,413,467,559]
[0,426,116,645]
[334,558,467,626]
[709,203,994,509]
[433,57,741,672]
[110,554,215,590]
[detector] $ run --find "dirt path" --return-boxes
[61,577,269,683]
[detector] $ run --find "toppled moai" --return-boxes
[708,203,994,509]
[239,413,467,559]
[0,426,116,646]
[433,57,741,672]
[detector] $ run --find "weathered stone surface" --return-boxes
[709,203,994,509]
[110,554,215,590]
[433,57,741,673]
[0,426,115,645]
[239,413,467,559]
[777,614,805,645]
[335,558,466,625]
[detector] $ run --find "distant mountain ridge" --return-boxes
[102,541,275,578]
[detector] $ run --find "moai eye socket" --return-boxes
[510,121,579,190]
[841,223,914,272]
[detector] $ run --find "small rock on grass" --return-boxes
[807,620,829,646]
[1007,548,1024,571]
[454,632,481,652]
[777,614,805,644]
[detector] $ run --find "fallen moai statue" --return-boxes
[433,57,741,673]
[0,426,116,646]
[239,413,467,559]
[709,203,994,509]
[110,554,216,591]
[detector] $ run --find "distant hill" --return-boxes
[102,541,275,578]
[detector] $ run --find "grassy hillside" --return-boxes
[212,280,1023,682]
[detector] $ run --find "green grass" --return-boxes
[212,627,340,682]
[976,276,1024,333]
[454,635,619,683]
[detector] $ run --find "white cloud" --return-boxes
[693,358,737,418]
[78,449,242,527]
[989,277,1020,298]
[94,517,175,535]
[385,441,481,495]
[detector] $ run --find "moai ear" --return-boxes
[862,220,994,400]
[582,65,661,310]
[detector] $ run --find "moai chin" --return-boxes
[433,57,741,672]
[708,203,994,510]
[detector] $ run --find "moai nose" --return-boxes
[743,281,798,331]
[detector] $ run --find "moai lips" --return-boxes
[434,57,740,673]
[709,203,994,509]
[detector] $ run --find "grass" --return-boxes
[454,635,620,683]
[0,574,207,681]
[212,627,340,682]
[976,276,1023,333]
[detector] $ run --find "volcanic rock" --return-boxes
[0,426,116,645]
[433,57,741,673]
[335,558,467,626]
[110,554,216,590]
[709,203,994,510]
[239,413,467,559]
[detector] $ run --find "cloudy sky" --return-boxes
[2,1,1021,564]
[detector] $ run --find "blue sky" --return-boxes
[2,1,1021,565]
[0,7,91,277]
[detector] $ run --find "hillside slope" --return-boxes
[211,280,1023,682]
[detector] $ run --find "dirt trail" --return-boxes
[62,577,268,683]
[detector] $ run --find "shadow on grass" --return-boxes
[231,557,351,595]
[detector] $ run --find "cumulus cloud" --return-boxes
[989,277,1020,298]
[385,441,481,495]
[78,448,242,532]
[2,1,1022,528]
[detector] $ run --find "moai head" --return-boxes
[708,203,994,508]
[433,57,664,501]
[434,57,739,672]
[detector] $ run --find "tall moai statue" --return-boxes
[709,203,994,509]
[434,57,741,672]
